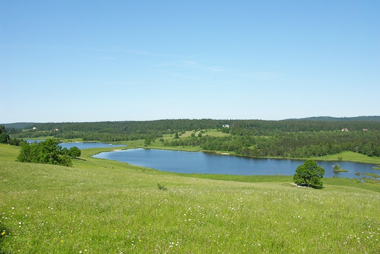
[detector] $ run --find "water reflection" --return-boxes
[93,149,379,179]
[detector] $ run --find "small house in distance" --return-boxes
[342,128,349,132]
[222,124,230,128]
[362,129,368,131]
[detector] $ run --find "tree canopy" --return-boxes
[68,146,81,158]
[0,125,10,144]
[293,160,325,188]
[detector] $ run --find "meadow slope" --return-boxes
[0,144,379,253]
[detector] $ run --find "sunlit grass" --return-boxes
[157,129,229,140]
[203,129,230,137]
[22,136,56,140]
[1,144,380,253]
[311,151,380,164]
[0,144,19,161]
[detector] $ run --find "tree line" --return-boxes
[0,125,23,145]
[164,129,380,158]
[11,119,380,142]
[6,119,380,159]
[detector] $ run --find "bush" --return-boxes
[17,139,72,166]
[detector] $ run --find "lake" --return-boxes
[93,148,379,179]
[59,142,125,150]
[26,140,125,150]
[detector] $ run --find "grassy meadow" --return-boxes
[311,151,380,165]
[1,144,380,253]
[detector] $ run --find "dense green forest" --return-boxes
[186,130,380,158]
[0,125,22,145]
[5,118,380,159]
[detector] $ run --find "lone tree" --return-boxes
[293,160,325,188]
[144,137,152,146]
[68,146,81,159]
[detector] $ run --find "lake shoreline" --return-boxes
[137,145,380,165]
[28,139,380,165]
[93,148,378,179]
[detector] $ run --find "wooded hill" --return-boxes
[290,116,380,122]
[5,117,380,159]
[9,117,380,133]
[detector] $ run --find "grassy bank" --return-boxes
[1,144,380,253]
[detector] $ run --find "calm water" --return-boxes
[59,142,125,150]
[93,149,379,178]
[26,140,125,150]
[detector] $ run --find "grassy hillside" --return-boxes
[1,144,379,253]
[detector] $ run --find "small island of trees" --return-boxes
[333,164,348,172]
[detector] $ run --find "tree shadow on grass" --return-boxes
[74,158,87,161]
[294,183,324,189]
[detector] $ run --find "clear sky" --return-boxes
[1,1,379,123]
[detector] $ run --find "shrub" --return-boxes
[17,139,72,166]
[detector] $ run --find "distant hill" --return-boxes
[1,122,36,129]
[289,116,380,122]
[2,116,380,130]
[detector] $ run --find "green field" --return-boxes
[161,129,230,139]
[1,144,380,253]
[311,151,380,164]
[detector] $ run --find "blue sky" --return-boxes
[1,1,379,123]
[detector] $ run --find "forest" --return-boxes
[4,117,380,159]
[165,129,380,158]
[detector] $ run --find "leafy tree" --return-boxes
[293,160,325,188]
[144,137,152,146]
[221,127,230,133]
[0,125,5,134]
[62,147,69,155]
[0,133,10,144]
[0,125,10,144]
[68,146,81,158]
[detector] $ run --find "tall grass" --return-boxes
[0,144,379,253]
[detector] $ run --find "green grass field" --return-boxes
[179,129,230,138]
[1,144,380,253]
[311,151,380,164]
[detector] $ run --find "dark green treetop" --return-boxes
[68,146,81,158]
[17,139,72,166]
[293,160,325,188]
